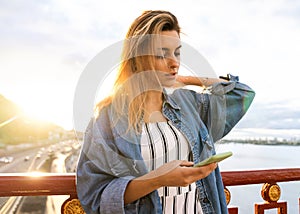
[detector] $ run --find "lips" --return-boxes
[166,72,177,76]
[164,73,177,82]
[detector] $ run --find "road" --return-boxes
[0,140,81,213]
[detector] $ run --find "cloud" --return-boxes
[273,0,300,20]
[1,0,300,129]
[237,100,300,129]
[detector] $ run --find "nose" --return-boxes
[167,55,180,70]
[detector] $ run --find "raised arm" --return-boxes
[176,74,255,142]
[176,75,227,88]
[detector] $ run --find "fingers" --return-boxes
[175,162,217,186]
[195,162,217,178]
[135,160,217,185]
[179,160,194,167]
[207,162,218,170]
[185,162,217,177]
[197,162,218,172]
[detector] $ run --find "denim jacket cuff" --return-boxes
[100,175,135,214]
[210,81,236,96]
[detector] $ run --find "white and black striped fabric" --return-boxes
[141,121,203,214]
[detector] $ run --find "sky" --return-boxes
[1,0,300,134]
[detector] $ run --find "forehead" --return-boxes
[155,31,181,50]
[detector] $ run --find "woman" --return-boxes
[76,10,255,214]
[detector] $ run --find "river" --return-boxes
[216,143,300,214]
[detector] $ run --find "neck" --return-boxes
[146,91,163,104]
[143,90,166,123]
[145,90,163,109]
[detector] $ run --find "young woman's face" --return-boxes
[154,30,181,87]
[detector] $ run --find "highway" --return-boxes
[0,140,81,213]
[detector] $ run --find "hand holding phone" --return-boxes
[193,151,232,167]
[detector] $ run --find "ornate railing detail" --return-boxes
[61,196,85,214]
[0,168,299,214]
[222,168,300,214]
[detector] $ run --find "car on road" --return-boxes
[0,156,13,163]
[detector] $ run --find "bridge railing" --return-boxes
[0,168,299,214]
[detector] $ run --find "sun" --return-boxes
[11,82,74,130]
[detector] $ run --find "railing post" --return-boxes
[254,183,287,214]
[224,186,239,213]
[228,207,239,214]
[61,194,85,214]
[255,202,287,214]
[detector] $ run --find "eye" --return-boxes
[175,52,180,57]
[155,55,165,59]
[155,49,168,59]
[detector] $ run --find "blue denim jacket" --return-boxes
[76,80,255,214]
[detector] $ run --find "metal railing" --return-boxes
[0,168,299,213]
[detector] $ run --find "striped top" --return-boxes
[141,121,203,214]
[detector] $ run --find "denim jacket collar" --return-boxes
[162,88,181,110]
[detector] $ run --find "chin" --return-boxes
[162,80,176,88]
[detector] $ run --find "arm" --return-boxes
[76,117,139,214]
[203,74,255,141]
[77,132,217,210]
[77,114,217,213]
[176,75,227,88]
[176,74,255,142]
[76,131,135,214]
[124,160,217,204]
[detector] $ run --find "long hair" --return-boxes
[96,10,181,132]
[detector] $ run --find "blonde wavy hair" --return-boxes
[96,10,181,132]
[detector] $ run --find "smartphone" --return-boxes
[193,151,233,167]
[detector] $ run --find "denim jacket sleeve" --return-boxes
[76,120,129,214]
[204,78,255,142]
[76,115,140,214]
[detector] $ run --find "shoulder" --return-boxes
[171,88,195,97]
[170,88,208,104]
[88,103,114,137]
